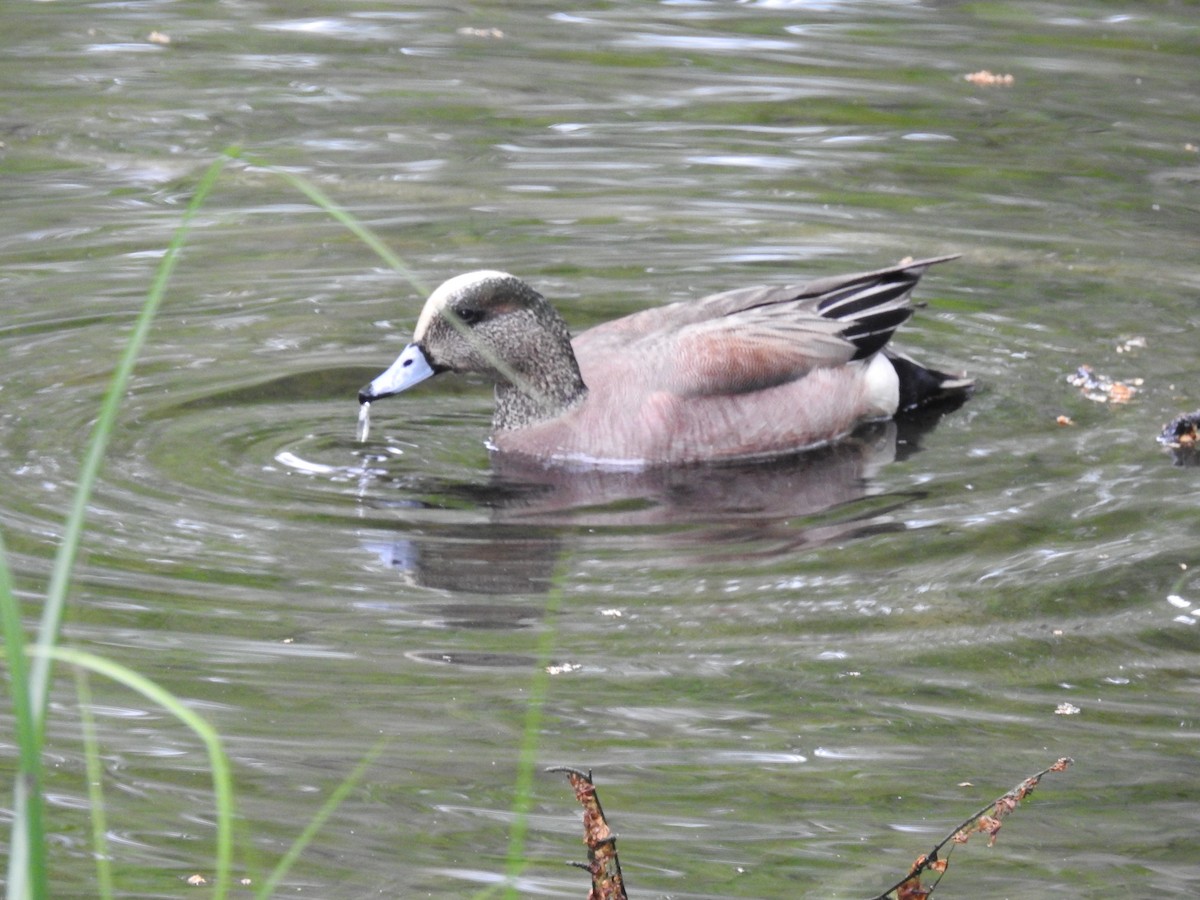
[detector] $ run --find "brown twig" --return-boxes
[548,766,628,900]
[867,757,1073,900]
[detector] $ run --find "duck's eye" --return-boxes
[453,307,485,327]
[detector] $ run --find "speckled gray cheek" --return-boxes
[487,307,589,431]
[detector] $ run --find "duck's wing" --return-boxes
[669,254,958,320]
[659,312,854,396]
[653,256,955,397]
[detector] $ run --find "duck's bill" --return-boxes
[358,343,436,403]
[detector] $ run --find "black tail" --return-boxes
[817,273,919,360]
[887,350,974,413]
[816,255,959,361]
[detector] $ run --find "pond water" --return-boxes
[3,1,1199,897]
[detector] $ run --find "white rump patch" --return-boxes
[863,354,900,417]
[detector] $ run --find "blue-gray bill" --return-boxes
[359,343,437,405]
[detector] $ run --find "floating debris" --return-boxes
[1158,410,1200,465]
[1055,414,1074,426]
[1066,365,1140,403]
[1158,410,1200,448]
[965,69,1014,87]
[1054,702,1081,716]
[457,26,504,39]
[147,31,171,45]
[1116,335,1146,354]
[357,401,371,442]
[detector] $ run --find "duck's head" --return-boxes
[358,271,585,424]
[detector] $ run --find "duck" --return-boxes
[358,256,972,467]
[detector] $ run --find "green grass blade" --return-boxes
[254,741,386,900]
[29,646,237,900]
[494,565,570,900]
[0,531,48,900]
[226,153,556,419]
[28,153,230,721]
[6,151,229,900]
[228,152,552,419]
[228,149,427,294]
[4,148,468,900]
[73,668,114,900]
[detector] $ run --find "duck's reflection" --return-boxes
[358,410,958,600]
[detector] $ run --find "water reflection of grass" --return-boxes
[0,150,504,899]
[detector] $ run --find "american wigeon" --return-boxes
[358,256,972,466]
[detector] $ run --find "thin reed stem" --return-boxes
[74,669,114,900]
[499,563,571,899]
